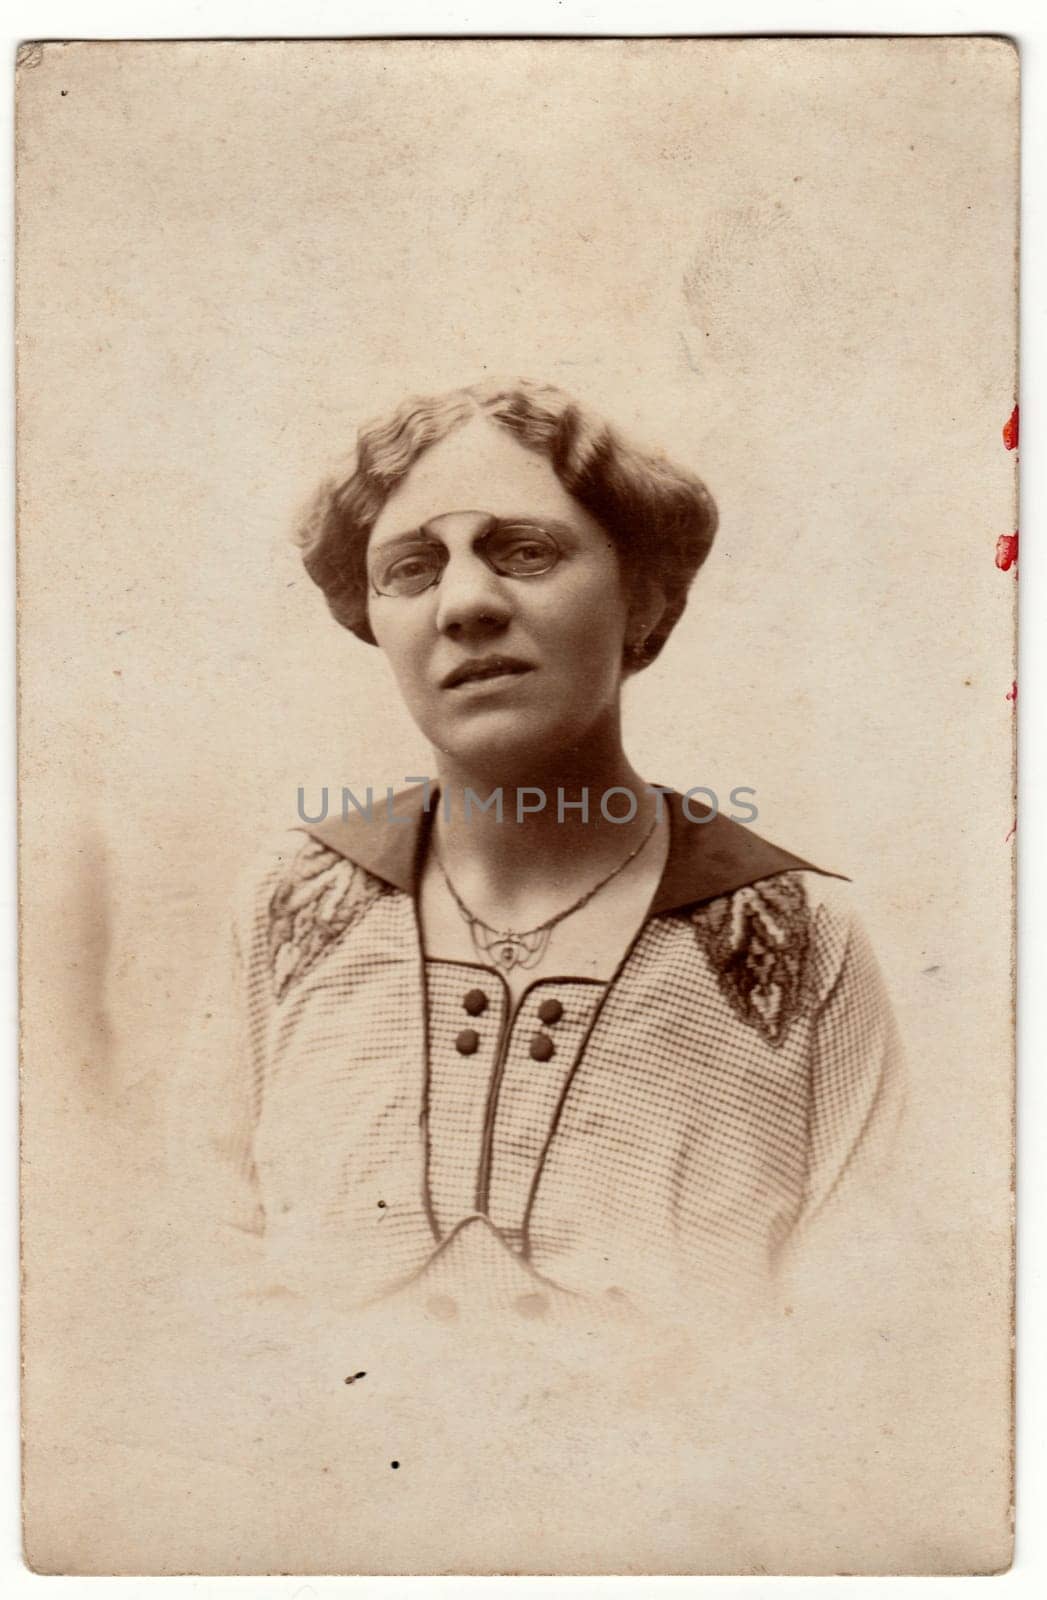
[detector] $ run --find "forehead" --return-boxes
[369,416,603,546]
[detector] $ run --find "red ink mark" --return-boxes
[995,532,1019,572]
[1003,405,1019,451]
[1006,681,1017,704]
[1005,820,1016,844]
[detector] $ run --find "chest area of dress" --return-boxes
[255,894,815,1186]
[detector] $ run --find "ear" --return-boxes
[625,576,668,656]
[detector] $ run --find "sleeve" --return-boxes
[162,833,297,1291]
[791,881,908,1244]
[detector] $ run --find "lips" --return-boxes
[441,655,535,690]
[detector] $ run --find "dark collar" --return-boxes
[302,784,837,915]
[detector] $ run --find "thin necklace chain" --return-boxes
[432,813,660,973]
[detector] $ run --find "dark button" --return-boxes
[455,1028,480,1055]
[537,998,563,1025]
[463,988,488,1016]
[513,1292,549,1320]
[529,1032,555,1062]
[426,1294,459,1322]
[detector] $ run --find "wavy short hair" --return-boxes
[296,379,718,670]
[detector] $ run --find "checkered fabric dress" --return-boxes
[170,788,904,1322]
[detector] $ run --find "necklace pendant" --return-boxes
[474,924,552,973]
[496,937,523,971]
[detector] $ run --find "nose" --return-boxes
[433,544,513,641]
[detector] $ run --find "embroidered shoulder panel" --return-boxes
[687,873,812,1046]
[267,836,391,1001]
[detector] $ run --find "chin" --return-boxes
[435,727,547,777]
[433,710,600,781]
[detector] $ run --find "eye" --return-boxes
[389,555,429,582]
[372,546,444,596]
[485,525,561,577]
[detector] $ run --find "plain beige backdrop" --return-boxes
[17,37,1017,1573]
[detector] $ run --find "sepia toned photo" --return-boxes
[16,35,1018,1575]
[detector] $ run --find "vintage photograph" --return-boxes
[173,374,906,1332]
[16,36,1017,1574]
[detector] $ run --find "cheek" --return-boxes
[552,565,630,667]
[368,610,428,693]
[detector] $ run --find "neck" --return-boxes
[431,717,658,908]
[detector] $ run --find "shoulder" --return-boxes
[679,869,868,1045]
[230,826,395,1000]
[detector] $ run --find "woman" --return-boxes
[175,379,904,1327]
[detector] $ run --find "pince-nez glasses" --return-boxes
[368,521,563,598]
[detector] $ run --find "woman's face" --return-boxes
[366,417,639,774]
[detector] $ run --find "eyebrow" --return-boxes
[368,514,577,557]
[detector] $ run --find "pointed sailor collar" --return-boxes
[300,785,837,916]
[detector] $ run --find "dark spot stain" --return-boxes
[60,89,68,97]
[343,1371,367,1385]
[377,1199,386,1208]
[391,1460,400,1469]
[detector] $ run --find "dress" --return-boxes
[172,785,905,1323]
